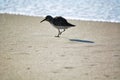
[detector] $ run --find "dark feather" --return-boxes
[52,16,75,26]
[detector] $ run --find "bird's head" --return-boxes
[40,15,53,23]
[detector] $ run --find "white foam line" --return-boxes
[0,12,120,23]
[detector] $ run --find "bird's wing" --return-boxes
[53,16,75,27]
[53,16,68,26]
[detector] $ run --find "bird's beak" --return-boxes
[40,18,46,23]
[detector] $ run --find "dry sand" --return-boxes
[0,14,120,80]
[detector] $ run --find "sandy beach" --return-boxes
[0,14,120,80]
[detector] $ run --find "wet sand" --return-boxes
[0,14,120,80]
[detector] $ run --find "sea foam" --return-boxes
[0,0,120,23]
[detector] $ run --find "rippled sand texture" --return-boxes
[0,14,120,80]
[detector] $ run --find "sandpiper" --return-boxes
[40,15,75,37]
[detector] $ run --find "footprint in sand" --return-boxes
[28,46,32,48]
[26,67,30,70]
[64,67,75,69]
[60,55,65,57]
[104,74,110,78]
[52,71,59,74]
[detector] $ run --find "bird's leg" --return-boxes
[62,29,65,33]
[59,29,65,35]
[55,29,65,37]
[55,29,61,37]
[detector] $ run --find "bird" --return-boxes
[40,15,75,37]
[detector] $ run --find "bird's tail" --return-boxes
[72,25,76,27]
[70,24,76,27]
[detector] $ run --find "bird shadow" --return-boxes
[69,39,94,43]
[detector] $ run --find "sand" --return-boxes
[0,14,120,80]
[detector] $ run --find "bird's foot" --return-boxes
[55,35,60,37]
[59,32,62,35]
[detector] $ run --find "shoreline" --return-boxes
[0,13,120,23]
[0,13,120,80]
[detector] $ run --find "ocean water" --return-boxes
[0,0,120,23]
